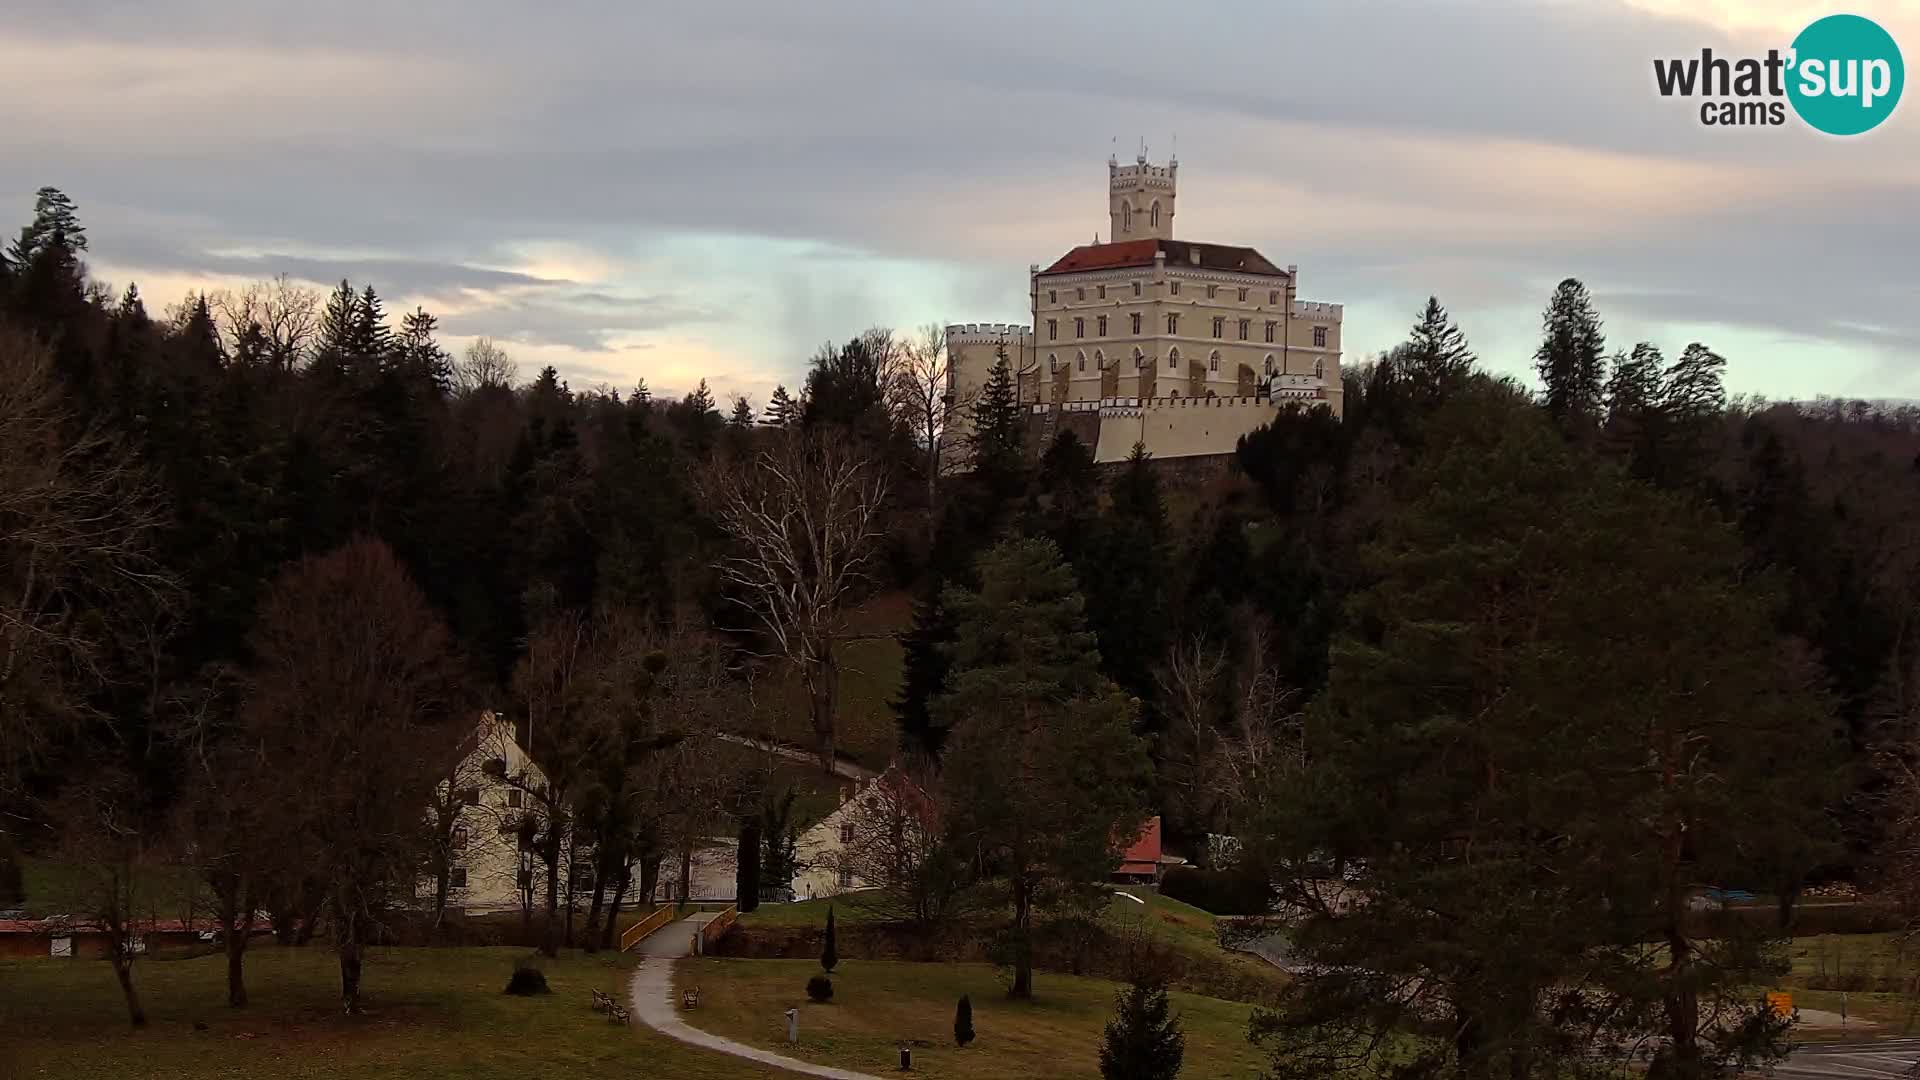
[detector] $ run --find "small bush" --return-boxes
[821,905,839,973]
[504,959,550,996]
[806,974,834,1002]
[1159,867,1269,916]
[954,993,975,1047]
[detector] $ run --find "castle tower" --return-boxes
[1108,151,1176,241]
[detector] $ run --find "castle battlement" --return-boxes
[1292,300,1343,318]
[946,322,1033,345]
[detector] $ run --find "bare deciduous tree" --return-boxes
[828,766,974,933]
[0,326,174,798]
[890,322,965,512]
[207,275,320,370]
[242,537,467,1013]
[699,429,888,771]
[455,337,518,395]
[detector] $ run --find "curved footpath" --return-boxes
[626,916,884,1080]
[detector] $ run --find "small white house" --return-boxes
[790,768,935,902]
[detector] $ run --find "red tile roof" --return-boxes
[1043,240,1290,278]
[1116,816,1163,874]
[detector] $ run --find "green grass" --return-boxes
[0,945,804,1079]
[755,591,911,773]
[674,957,1270,1079]
[19,857,202,919]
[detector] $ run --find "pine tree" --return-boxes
[954,994,975,1047]
[969,350,1024,491]
[351,285,394,367]
[1099,979,1185,1080]
[1662,341,1727,422]
[764,384,799,427]
[821,905,838,973]
[179,293,226,374]
[631,378,652,408]
[893,588,956,757]
[727,394,756,428]
[1534,278,1606,434]
[117,282,146,322]
[6,186,88,265]
[1401,295,1475,391]
[1080,444,1169,699]
[399,306,454,395]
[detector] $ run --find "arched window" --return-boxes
[1122,202,1132,233]
[1133,348,1145,370]
[1150,201,1161,228]
[1166,313,1178,334]
[1168,347,1180,371]
[1264,353,1277,376]
[1076,350,1086,372]
[1093,349,1104,370]
[1170,389,1179,397]
[1048,353,1057,374]
[1314,357,1325,378]
[1209,350,1220,372]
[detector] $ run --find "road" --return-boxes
[1770,1037,1920,1079]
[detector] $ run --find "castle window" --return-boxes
[1094,350,1104,369]
[1150,202,1160,228]
[1238,288,1249,302]
[1097,315,1108,336]
[453,826,469,850]
[1170,282,1180,296]
[1238,319,1250,341]
[1168,347,1180,371]
[1211,317,1224,338]
[1048,353,1058,374]
[1048,290,1056,304]
[1122,203,1132,232]
[1132,281,1142,297]
[450,867,468,889]
[1265,321,1277,344]
[1076,286,1085,301]
[1098,284,1107,300]
[1209,350,1220,372]
[1134,349,1144,369]
[1075,317,1084,339]
[1313,325,1328,348]
[1207,284,1218,299]
[1131,312,1142,334]
[1047,319,1057,340]
[1315,357,1325,378]
[1269,290,1280,305]
[1166,313,1178,334]
[1077,351,1086,372]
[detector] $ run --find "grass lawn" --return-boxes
[675,957,1269,1079]
[18,856,202,919]
[1780,932,1920,1033]
[0,945,804,1079]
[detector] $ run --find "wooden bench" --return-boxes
[590,989,613,1013]
[681,988,700,1009]
[607,1004,629,1024]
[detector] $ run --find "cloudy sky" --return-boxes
[3,0,1916,406]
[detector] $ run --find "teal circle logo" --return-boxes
[1788,14,1904,135]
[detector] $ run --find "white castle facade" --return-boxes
[946,154,1343,464]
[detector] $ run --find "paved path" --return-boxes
[714,732,876,781]
[1769,1036,1920,1079]
[627,947,886,1080]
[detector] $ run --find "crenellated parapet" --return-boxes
[1292,300,1343,319]
[946,322,1034,346]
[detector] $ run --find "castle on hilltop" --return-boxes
[945,154,1343,466]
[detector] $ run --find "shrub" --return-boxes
[504,959,550,996]
[821,905,839,973]
[1159,866,1269,915]
[1099,979,1185,1080]
[954,993,975,1047]
[806,974,834,1002]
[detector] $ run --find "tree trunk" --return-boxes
[583,858,609,954]
[805,645,840,774]
[109,942,147,1027]
[638,853,660,909]
[601,861,633,952]
[542,834,561,958]
[678,844,693,907]
[339,940,363,1015]
[1008,875,1033,1000]
[431,858,451,932]
[226,928,249,1008]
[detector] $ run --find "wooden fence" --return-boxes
[696,906,738,955]
[619,906,676,953]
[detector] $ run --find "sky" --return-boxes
[2,0,1916,407]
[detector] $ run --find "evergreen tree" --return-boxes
[1400,295,1474,398]
[116,282,146,322]
[727,394,756,428]
[351,285,394,367]
[955,994,975,1047]
[764,384,799,427]
[6,186,88,266]
[1533,277,1607,435]
[1099,979,1185,1080]
[821,905,838,973]
[893,588,957,757]
[398,306,454,395]
[968,349,1024,494]
[935,538,1151,999]
[631,378,652,408]
[1603,342,1667,477]
[1080,444,1169,699]
[178,293,226,375]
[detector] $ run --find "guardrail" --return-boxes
[619,906,675,953]
[695,906,738,956]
